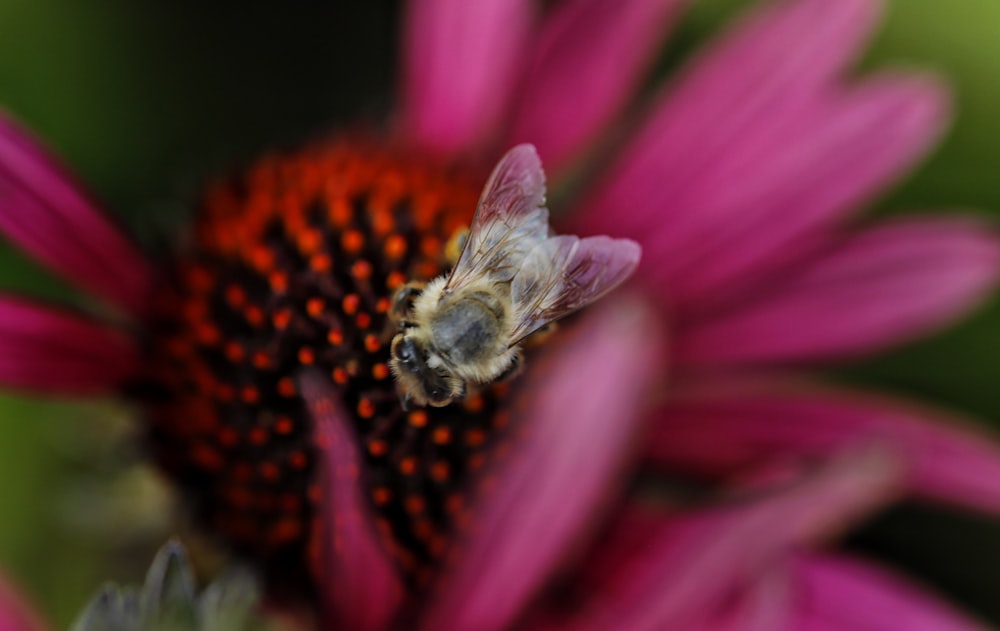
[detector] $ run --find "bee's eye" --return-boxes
[392,337,419,370]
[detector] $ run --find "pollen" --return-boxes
[310,253,332,273]
[277,377,297,397]
[272,308,293,331]
[384,234,407,260]
[408,410,429,428]
[224,341,245,362]
[248,427,268,446]
[306,298,325,318]
[399,456,418,476]
[241,386,260,404]
[225,284,247,308]
[252,351,272,370]
[373,487,392,506]
[298,347,316,365]
[269,271,288,293]
[274,416,294,435]
[288,451,309,471]
[352,260,373,281]
[386,271,407,291]
[368,439,389,457]
[342,294,360,316]
[357,397,376,419]
[432,427,452,445]
[341,229,365,255]
[135,138,510,596]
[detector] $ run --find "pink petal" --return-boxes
[301,372,404,631]
[0,112,151,315]
[0,296,138,395]
[399,0,535,157]
[699,568,792,631]
[575,0,884,237]
[674,216,1000,366]
[792,553,990,631]
[649,378,1000,514]
[419,301,664,631]
[567,448,902,631]
[506,0,687,171]
[0,574,47,631]
[572,0,948,308]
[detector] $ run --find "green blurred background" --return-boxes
[0,0,999,627]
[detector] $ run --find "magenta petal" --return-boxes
[0,112,151,315]
[650,75,948,310]
[650,379,1000,514]
[792,553,990,631]
[571,448,901,631]
[705,571,792,631]
[0,575,47,631]
[301,372,404,631]
[419,302,664,631]
[400,0,535,157]
[574,0,948,307]
[0,297,137,395]
[575,0,884,240]
[675,216,1000,366]
[507,0,687,171]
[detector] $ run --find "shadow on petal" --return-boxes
[554,447,902,631]
[420,299,665,631]
[650,377,1000,514]
[301,372,405,631]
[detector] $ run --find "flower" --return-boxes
[1,0,1000,630]
[0,572,47,631]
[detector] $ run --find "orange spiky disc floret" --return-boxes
[133,138,512,595]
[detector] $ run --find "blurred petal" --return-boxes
[791,553,990,631]
[649,378,1000,514]
[566,448,901,631]
[653,75,948,309]
[574,0,948,307]
[675,216,1000,366]
[0,574,47,631]
[507,0,687,171]
[420,301,664,631]
[400,0,534,157]
[0,112,151,315]
[0,297,137,395]
[576,0,884,236]
[301,372,404,631]
[700,568,791,631]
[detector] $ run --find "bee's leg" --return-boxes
[389,282,425,324]
[445,227,469,265]
[522,322,558,349]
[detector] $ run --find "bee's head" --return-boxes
[390,332,464,408]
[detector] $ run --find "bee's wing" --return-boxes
[445,144,550,290]
[508,235,641,345]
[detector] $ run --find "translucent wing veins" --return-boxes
[509,235,641,345]
[445,144,549,291]
[445,143,642,346]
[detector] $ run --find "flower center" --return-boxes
[131,138,511,592]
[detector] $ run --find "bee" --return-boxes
[388,144,641,408]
